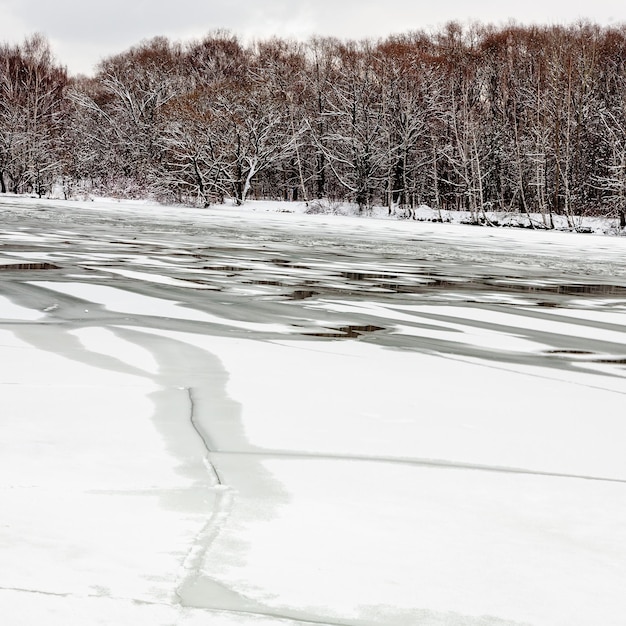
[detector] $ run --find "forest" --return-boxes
[2,23,626,227]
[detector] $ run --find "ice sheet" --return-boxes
[2,196,626,626]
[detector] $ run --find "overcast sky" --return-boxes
[1,0,626,75]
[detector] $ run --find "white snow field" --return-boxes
[1,196,626,626]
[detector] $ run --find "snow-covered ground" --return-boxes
[1,195,626,626]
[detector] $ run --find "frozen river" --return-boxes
[2,197,626,626]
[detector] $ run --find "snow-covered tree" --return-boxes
[0,34,67,195]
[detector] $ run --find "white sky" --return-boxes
[1,0,625,75]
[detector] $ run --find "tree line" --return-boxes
[2,24,626,227]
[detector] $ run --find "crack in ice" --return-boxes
[172,391,352,626]
[174,387,233,608]
[186,386,222,486]
[212,450,626,484]
[0,586,171,608]
[0,583,355,625]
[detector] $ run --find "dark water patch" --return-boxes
[494,281,626,296]
[0,262,60,271]
[267,258,311,270]
[542,350,626,367]
[365,274,626,298]
[289,290,319,300]
[545,350,595,355]
[306,324,385,339]
[593,358,626,365]
[341,271,399,281]
[372,282,433,294]
[203,265,250,273]
[556,284,626,296]
[244,279,285,287]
